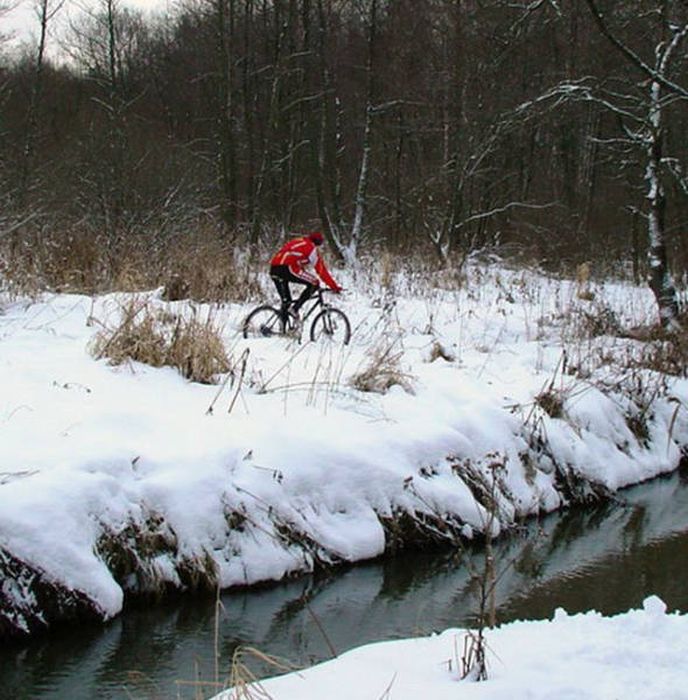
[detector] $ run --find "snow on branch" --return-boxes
[662,157,688,198]
[454,201,559,231]
[583,0,688,101]
[513,79,641,124]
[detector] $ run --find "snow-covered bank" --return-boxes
[212,596,688,700]
[1,263,687,638]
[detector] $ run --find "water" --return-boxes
[3,470,688,700]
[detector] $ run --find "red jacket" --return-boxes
[271,237,341,290]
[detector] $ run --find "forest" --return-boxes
[1,0,687,322]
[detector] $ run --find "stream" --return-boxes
[3,469,688,699]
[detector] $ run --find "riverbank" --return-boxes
[5,469,688,698]
[1,260,687,639]
[211,596,688,700]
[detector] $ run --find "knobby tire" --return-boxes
[309,307,351,345]
[242,305,284,338]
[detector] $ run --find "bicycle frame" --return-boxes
[243,288,350,343]
[294,289,333,322]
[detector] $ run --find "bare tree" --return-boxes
[17,0,65,208]
[64,0,147,247]
[583,0,685,329]
[2,0,687,282]
[345,0,377,266]
[312,0,346,256]
[215,0,238,229]
[0,0,18,51]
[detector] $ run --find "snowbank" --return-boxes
[212,596,688,700]
[1,263,687,637]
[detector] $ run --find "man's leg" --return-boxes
[292,282,317,313]
[270,267,292,319]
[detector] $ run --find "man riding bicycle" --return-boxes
[270,231,342,318]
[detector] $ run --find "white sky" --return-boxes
[2,0,170,52]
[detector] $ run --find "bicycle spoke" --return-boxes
[310,308,351,344]
[242,306,284,338]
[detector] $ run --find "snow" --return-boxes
[1,261,687,630]
[210,596,688,700]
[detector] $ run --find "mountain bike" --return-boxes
[242,288,351,344]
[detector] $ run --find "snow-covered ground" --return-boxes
[1,261,687,637]
[212,595,688,700]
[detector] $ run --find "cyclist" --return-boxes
[269,231,342,319]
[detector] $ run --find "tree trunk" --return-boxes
[18,0,54,209]
[347,0,378,268]
[216,0,238,229]
[646,80,679,329]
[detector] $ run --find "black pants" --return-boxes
[270,265,317,312]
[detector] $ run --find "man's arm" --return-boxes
[314,253,341,291]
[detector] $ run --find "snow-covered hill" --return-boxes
[1,262,686,637]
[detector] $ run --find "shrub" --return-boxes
[0,223,265,302]
[90,298,231,384]
[350,340,415,394]
[535,388,565,418]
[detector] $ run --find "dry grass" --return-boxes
[350,339,415,395]
[621,316,688,377]
[575,261,595,301]
[224,646,298,700]
[534,388,565,418]
[90,297,231,384]
[0,224,264,302]
[427,339,456,363]
[0,226,145,295]
[159,232,264,303]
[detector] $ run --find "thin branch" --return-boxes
[583,0,688,99]
[0,212,42,239]
[456,201,559,231]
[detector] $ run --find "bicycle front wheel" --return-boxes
[310,308,351,345]
[242,305,284,338]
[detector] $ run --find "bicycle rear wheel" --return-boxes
[242,305,284,338]
[310,307,351,345]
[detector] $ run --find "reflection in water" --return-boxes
[3,471,688,699]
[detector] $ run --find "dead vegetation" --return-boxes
[427,339,456,363]
[90,297,231,384]
[0,226,263,303]
[534,387,566,418]
[350,338,415,395]
[622,321,688,378]
[0,547,105,640]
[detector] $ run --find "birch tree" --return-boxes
[583,0,686,329]
[346,0,377,266]
[312,0,347,258]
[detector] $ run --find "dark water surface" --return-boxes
[3,470,688,699]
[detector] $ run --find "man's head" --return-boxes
[308,231,324,246]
